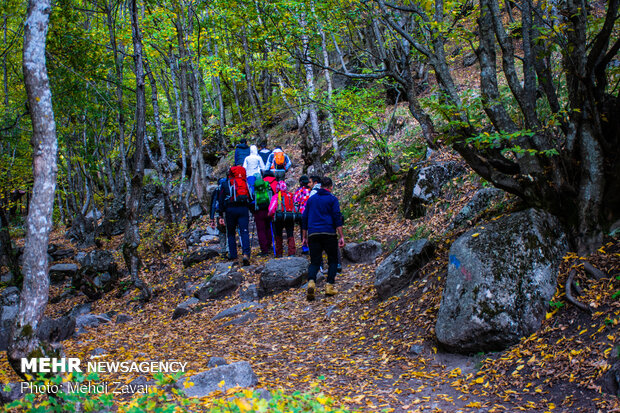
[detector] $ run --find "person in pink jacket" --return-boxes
[268,181,296,257]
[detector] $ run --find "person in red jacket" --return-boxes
[268,181,296,257]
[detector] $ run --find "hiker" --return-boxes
[210,177,228,256]
[252,177,273,256]
[234,138,251,166]
[302,177,345,300]
[293,175,311,254]
[308,175,322,197]
[265,146,291,180]
[268,181,296,257]
[242,144,265,193]
[258,141,271,166]
[218,166,253,266]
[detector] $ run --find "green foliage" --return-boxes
[207,386,350,413]
[549,300,565,310]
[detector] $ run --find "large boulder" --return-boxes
[183,247,220,267]
[448,187,504,230]
[374,239,435,299]
[73,250,119,300]
[343,240,382,263]
[259,257,308,296]
[195,263,243,301]
[402,161,466,219]
[435,208,568,353]
[178,361,258,398]
[0,287,20,351]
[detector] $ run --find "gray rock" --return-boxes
[239,285,259,302]
[0,287,21,350]
[116,314,132,324]
[183,247,220,267]
[0,383,23,404]
[49,263,78,283]
[325,305,339,319]
[402,161,466,219]
[212,302,262,321]
[343,240,382,263]
[375,239,435,299]
[50,248,75,261]
[195,263,244,301]
[435,208,568,353]
[207,357,228,368]
[73,250,119,300]
[259,257,308,296]
[172,306,192,321]
[91,347,107,356]
[463,52,478,67]
[97,198,126,237]
[449,187,504,230]
[223,312,257,327]
[189,204,203,219]
[76,314,111,330]
[408,344,424,356]
[37,315,76,343]
[66,302,92,319]
[179,361,258,397]
[66,214,97,248]
[185,229,207,247]
[602,358,620,398]
[172,297,200,320]
[184,282,200,297]
[0,272,13,284]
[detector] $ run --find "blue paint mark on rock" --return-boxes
[449,255,461,269]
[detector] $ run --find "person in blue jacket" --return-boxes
[234,138,251,166]
[301,177,345,300]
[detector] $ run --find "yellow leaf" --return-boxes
[218,380,226,388]
[471,233,480,238]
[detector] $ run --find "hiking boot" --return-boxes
[325,283,338,296]
[307,280,316,301]
[242,255,250,266]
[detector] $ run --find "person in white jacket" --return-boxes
[243,145,265,193]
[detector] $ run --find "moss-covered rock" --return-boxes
[436,208,568,353]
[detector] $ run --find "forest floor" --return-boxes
[1,126,619,412]
[1,198,619,412]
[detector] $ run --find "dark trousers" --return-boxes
[253,209,272,254]
[307,233,338,284]
[225,206,250,259]
[273,219,296,257]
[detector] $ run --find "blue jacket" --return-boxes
[302,188,343,235]
[234,143,251,166]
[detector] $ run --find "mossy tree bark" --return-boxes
[8,0,58,376]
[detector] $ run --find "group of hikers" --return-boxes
[209,138,345,300]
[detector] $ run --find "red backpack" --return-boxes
[227,166,250,203]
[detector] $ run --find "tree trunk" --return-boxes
[123,0,151,301]
[105,0,129,196]
[299,13,323,175]
[8,0,58,376]
[241,30,266,140]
